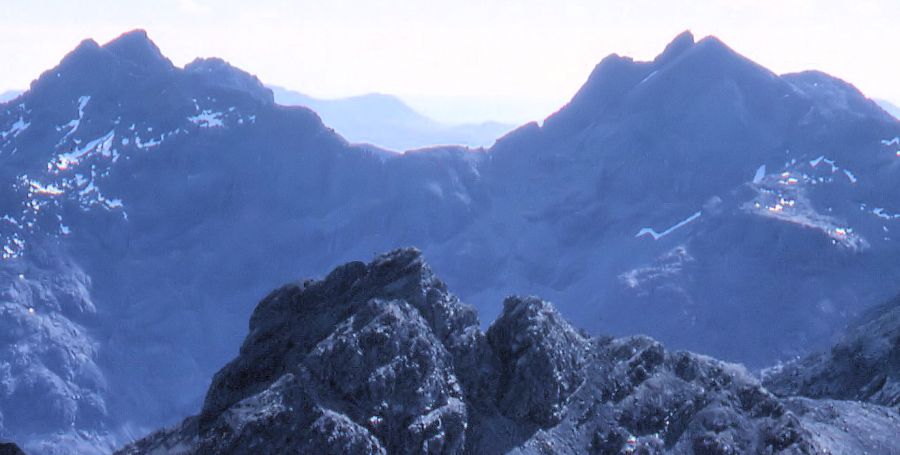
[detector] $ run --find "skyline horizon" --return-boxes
[2,0,897,124]
[2,25,898,125]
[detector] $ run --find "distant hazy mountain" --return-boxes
[877,98,900,119]
[0,90,22,103]
[0,29,898,454]
[269,86,514,150]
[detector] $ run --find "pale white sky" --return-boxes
[0,0,897,124]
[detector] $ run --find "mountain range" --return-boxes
[269,87,514,150]
[0,29,898,453]
[0,86,515,152]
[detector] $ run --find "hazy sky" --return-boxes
[1,0,897,123]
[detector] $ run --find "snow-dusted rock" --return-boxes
[2,28,899,453]
[118,250,900,454]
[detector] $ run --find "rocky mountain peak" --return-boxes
[184,57,274,105]
[4,29,900,454]
[653,30,695,66]
[50,30,173,81]
[27,30,176,107]
[200,248,479,423]
[101,29,172,72]
[539,30,781,137]
[118,251,900,454]
[486,296,590,426]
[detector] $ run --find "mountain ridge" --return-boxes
[117,249,900,454]
[876,98,900,119]
[0,29,898,454]
[269,86,514,150]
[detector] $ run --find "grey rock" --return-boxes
[3,28,900,452]
[0,442,26,455]
[0,245,107,450]
[764,293,900,410]
[118,250,900,454]
[486,296,590,426]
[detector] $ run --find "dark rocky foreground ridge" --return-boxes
[1,29,899,452]
[0,442,25,455]
[763,293,900,410]
[117,249,900,454]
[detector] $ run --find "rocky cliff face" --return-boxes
[2,29,899,452]
[763,293,900,410]
[0,442,25,455]
[118,249,900,454]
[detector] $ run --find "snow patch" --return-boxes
[135,136,162,149]
[620,246,693,289]
[29,181,65,196]
[58,96,91,143]
[638,70,659,85]
[636,211,702,240]
[1,117,30,139]
[752,165,766,184]
[873,208,900,220]
[53,130,115,171]
[744,180,866,250]
[188,110,225,128]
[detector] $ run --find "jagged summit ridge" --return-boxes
[28,29,276,107]
[200,248,480,423]
[48,30,175,88]
[653,30,695,65]
[1,30,898,454]
[118,249,900,454]
[540,29,789,136]
[185,57,275,105]
[102,29,172,70]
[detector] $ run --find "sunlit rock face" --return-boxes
[0,28,898,453]
[118,249,900,455]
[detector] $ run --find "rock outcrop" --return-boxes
[118,249,900,454]
[3,29,900,452]
[764,293,900,410]
[0,442,26,455]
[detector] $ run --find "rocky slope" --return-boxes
[0,442,25,455]
[117,249,900,454]
[1,29,899,453]
[763,292,900,410]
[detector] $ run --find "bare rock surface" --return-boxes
[118,250,900,454]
